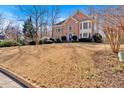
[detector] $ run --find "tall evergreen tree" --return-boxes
[23,16,35,40]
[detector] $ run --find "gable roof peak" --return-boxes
[72,10,91,21]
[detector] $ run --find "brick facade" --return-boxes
[52,10,93,41]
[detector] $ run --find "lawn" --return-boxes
[0,43,124,88]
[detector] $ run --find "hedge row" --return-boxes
[0,40,20,47]
[0,33,103,47]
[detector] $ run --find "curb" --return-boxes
[0,67,37,88]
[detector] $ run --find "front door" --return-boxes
[67,33,73,41]
[69,34,72,41]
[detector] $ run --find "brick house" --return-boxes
[52,10,94,41]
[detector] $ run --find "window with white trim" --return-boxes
[56,28,61,32]
[83,22,88,29]
[83,33,87,38]
[68,26,72,31]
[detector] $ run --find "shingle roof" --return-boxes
[54,10,92,26]
[54,20,65,25]
[72,10,91,21]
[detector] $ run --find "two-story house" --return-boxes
[52,10,94,41]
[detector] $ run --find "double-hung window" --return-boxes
[56,28,61,32]
[68,26,72,31]
[83,22,88,29]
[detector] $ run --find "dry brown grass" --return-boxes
[0,43,124,87]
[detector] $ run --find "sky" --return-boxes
[0,5,117,29]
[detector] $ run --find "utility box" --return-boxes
[118,52,124,62]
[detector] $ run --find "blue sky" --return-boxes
[0,5,116,27]
[0,5,115,18]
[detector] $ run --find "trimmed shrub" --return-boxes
[49,38,55,42]
[17,39,25,46]
[72,35,77,41]
[0,40,19,47]
[44,40,53,44]
[39,39,53,44]
[78,38,92,42]
[39,40,43,44]
[55,38,62,43]
[29,41,36,45]
[61,36,67,42]
[92,33,103,43]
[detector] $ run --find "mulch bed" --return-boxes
[93,50,124,87]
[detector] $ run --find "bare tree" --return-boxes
[18,5,47,44]
[39,7,49,38]
[50,6,60,25]
[4,21,23,51]
[101,6,124,53]
[87,6,103,35]
[0,13,5,34]
[18,6,60,42]
[39,6,60,39]
[50,6,60,38]
[4,22,21,42]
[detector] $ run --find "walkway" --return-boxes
[0,72,25,88]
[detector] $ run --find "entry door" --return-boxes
[69,34,72,41]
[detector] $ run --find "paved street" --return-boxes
[0,72,24,88]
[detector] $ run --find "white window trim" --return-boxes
[83,22,88,29]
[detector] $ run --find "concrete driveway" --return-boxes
[0,72,25,88]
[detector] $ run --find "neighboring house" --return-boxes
[0,34,5,40]
[52,10,94,41]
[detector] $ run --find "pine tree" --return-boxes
[23,16,35,41]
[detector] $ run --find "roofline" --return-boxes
[54,20,65,26]
[53,16,79,27]
[62,16,79,25]
[53,11,93,27]
[73,10,93,20]
[53,24,65,27]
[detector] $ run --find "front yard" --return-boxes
[0,43,124,87]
